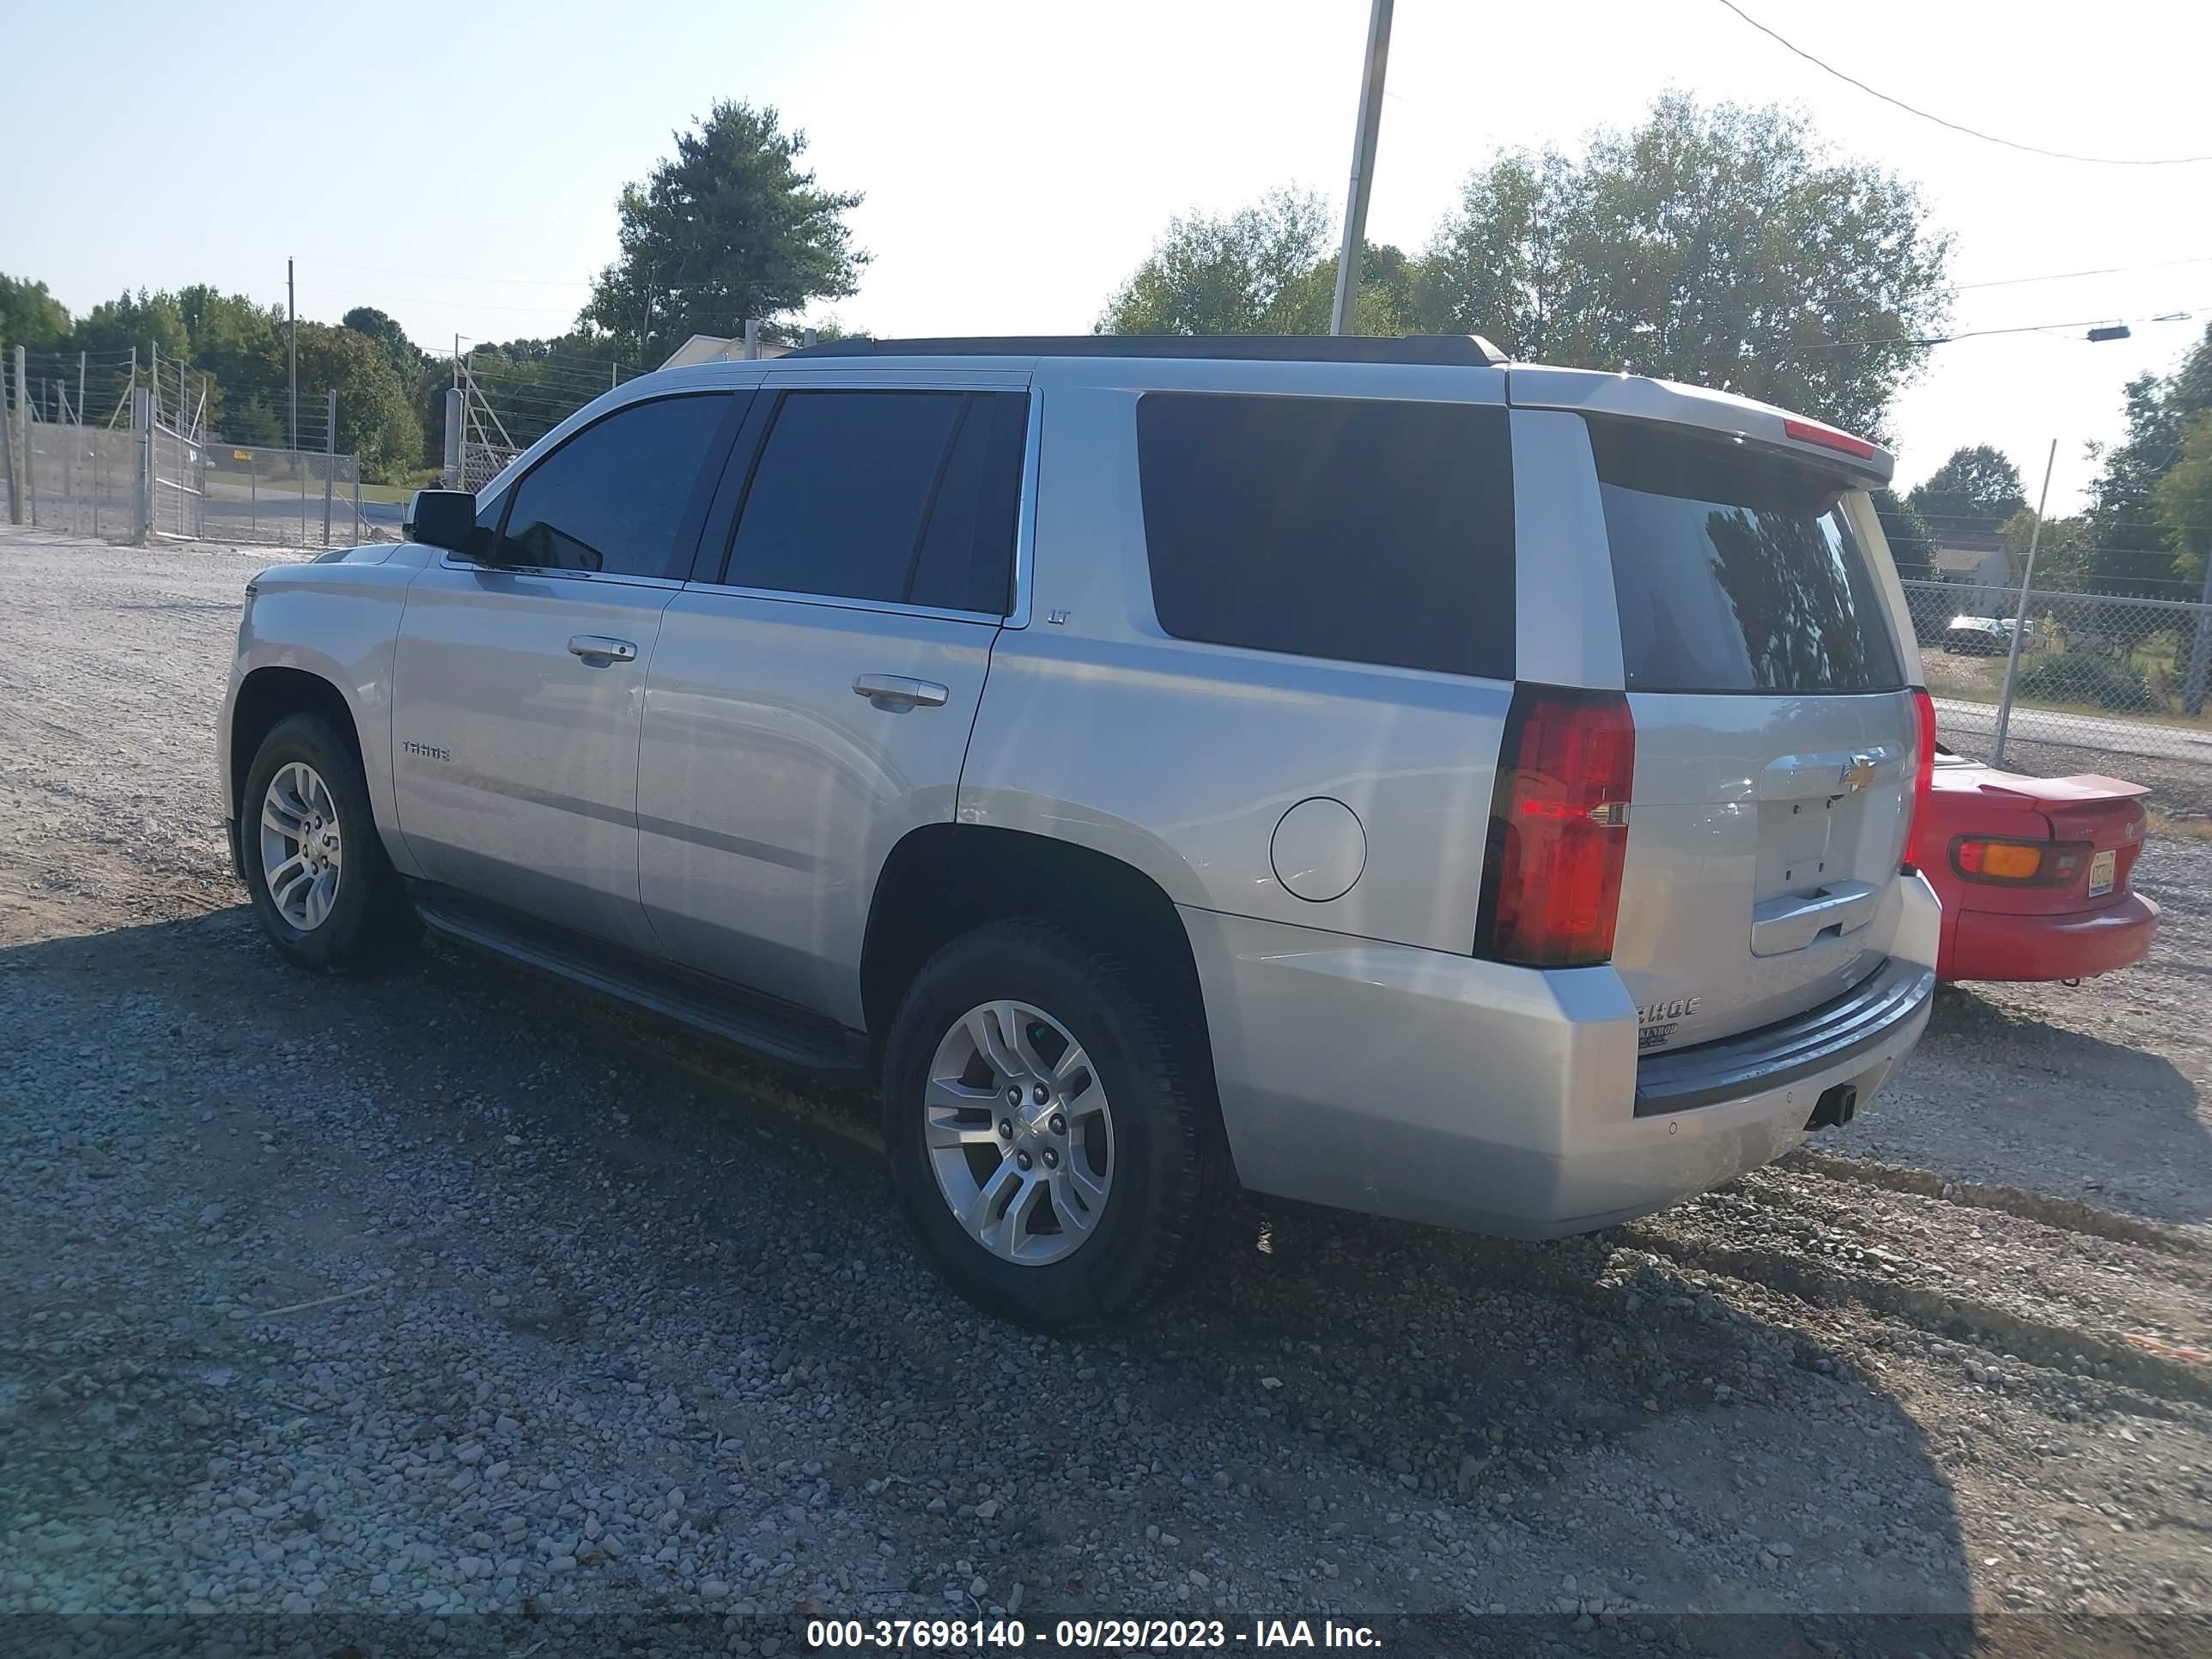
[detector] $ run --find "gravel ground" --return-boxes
[3,529,2209,1658]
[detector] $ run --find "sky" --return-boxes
[7,0,2210,512]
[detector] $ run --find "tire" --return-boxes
[882,919,1226,1329]
[240,712,415,972]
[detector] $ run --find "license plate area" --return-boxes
[2088,848,2117,897]
[1757,796,1843,897]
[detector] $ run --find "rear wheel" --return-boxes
[241,713,414,971]
[882,920,1224,1328]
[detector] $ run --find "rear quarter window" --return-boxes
[1136,392,1515,680]
[1589,417,1904,694]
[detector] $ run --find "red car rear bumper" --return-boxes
[1941,891,2160,982]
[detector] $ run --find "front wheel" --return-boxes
[240,712,414,972]
[882,920,1225,1328]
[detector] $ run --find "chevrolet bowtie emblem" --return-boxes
[1843,756,1876,792]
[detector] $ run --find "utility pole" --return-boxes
[21,345,36,526]
[3,341,20,525]
[1990,439,2057,769]
[323,389,337,546]
[1328,0,1395,337]
[288,257,299,454]
[2187,514,2212,719]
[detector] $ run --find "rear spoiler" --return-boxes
[1506,366,1895,486]
[1972,775,2151,811]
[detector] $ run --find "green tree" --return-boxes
[0,273,72,352]
[1870,486,1933,581]
[1907,445,2027,538]
[71,289,191,364]
[2080,322,2212,592]
[2154,414,2212,586]
[1415,149,1582,357]
[1997,507,2092,591]
[175,287,286,440]
[582,100,866,364]
[1099,188,1334,334]
[1418,95,1952,437]
[345,306,449,471]
[292,324,422,483]
[1253,241,1416,337]
[342,307,425,378]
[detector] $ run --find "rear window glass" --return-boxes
[1136,392,1514,680]
[1588,418,1903,694]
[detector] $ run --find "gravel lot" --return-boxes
[3,529,2209,1657]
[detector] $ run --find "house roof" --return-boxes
[659,333,793,368]
[1934,544,2002,574]
[1931,527,2005,554]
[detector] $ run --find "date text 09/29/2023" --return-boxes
[805,1617,1382,1650]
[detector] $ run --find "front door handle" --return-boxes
[853,674,949,709]
[568,635,638,663]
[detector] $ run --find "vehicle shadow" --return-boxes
[6,910,1978,1645]
[1869,985,2211,1225]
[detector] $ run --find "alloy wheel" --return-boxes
[922,1000,1115,1266]
[258,760,343,930]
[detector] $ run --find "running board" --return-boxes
[410,889,869,1076]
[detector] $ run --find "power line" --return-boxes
[1959,255,2212,292]
[1711,0,2212,167]
[316,258,594,289]
[1774,302,2206,356]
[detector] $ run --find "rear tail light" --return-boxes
[1951,836,2092,887]
[1474,687,1636,969]
[1903,687,1936,872]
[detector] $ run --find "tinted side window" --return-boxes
[1588,418,1904,693]
[908,392,1028,614]
[499,393,733,578]
[726,390,1024,611]
[1136,392,1515,679]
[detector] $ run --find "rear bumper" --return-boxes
[1182,877,1938,1239]
[1942,891,2159,982]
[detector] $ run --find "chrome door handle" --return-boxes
[568,635,638,663]
[852,674,949,708]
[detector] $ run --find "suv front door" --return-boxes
[391,390,743,951]
[637,374,1031,1026]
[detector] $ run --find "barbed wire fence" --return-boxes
[3,343,387,548]
[442,341,659,492]
[1903,577,2212,777]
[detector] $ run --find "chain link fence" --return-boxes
[3,347,143,539]
[19,412,139,540]
[200,441,377,547]
[6,348,392,548]
[1902,577,2212,773]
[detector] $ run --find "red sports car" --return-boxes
[1921,750,2159,982]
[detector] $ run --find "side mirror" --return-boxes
[404,489,485,555]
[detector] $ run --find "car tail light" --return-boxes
[1951,836,2092,887]
[1903,687,1936,872]
[1475,687,1636,969]
[1782,417,1878,461]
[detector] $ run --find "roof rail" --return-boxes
[781,334,1510,368]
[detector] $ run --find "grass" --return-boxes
[1919,638,2212,733]
[2147,810,2212,841]
[210,471,430,505]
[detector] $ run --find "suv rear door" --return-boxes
[1571,412,1921,1052]
[635,373,1031,1028]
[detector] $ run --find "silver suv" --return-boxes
[219,334,1939,1327]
